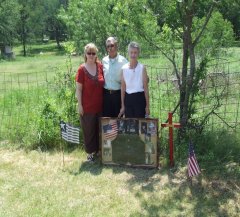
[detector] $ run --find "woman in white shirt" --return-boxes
[118,42,150,118]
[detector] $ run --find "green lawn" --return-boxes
[0,43,240,216]
[1,42,240,75]
[0,148,239,217]
[0,43,81,80]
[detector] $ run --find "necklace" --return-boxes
[129,61,138,72]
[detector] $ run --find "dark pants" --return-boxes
[125,92,146,118]
[80,113,100,154]
[103,89,121,117]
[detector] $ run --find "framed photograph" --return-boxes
[100,117,159,168]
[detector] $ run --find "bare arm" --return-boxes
[76,82,84,116]
[118,70,126,118]
[143,66,150,117]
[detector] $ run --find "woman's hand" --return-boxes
[118,106,125,118]
[78,105,84,116]
[145,106,150,117]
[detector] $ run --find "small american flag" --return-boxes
[103,120,118,140]
[60,120,80,144]
[188,142,201,177]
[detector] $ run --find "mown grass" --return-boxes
[0,147,239,217]
[0,42,81,76]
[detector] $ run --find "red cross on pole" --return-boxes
[161,112,181,167]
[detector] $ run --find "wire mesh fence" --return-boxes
[0,70,54,146]
[0,60,239,148]
[147,60,240,131]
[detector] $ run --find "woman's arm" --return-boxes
[143,65,150,117]
[76,82,84,116]
[118,70,126,118]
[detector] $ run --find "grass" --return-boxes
[1,42,240,145]
[0,42,240,216]
[0,42,81,76]
[0,147,239,217]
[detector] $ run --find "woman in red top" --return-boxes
[76,43,104,162]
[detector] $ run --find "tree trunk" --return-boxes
[20,8,27,57]
[22,36,26,57]
[180,34,189,128]
[22,26,27,57]
[179,9,191,128]
[0,45,4,57]
[55,26,61,49]
[179,4,195,136]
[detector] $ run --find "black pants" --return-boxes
[103,89,121,117]
[125,92,146,118]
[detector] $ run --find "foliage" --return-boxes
[141,1,235,132]
[194,11,235,59]
[0,43,81,149]
[59,0,159,56]
[43,0,68,47]
[218,0,240,39]
[0,0,20,45]
[35,56,79,149]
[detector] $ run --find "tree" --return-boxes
[17,0,45,56]
[142,0,234,131]
[218,0,240,39]
[59,0,158,56]
[44,0,68,48]
[0,0,20,55]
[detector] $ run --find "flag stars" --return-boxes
[60,122,66,131]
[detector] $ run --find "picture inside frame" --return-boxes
[100,118,159,168]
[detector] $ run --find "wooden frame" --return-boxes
[100,117,159,168]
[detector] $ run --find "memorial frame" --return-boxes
[100,117,159,168]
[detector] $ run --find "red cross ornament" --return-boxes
[161,112,181,167]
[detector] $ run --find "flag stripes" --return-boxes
[188,156,201,177]
[60,120,80,144]
[103,121,118,140]
[188,142,201,177]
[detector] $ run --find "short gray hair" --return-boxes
[128,41,141,53]
[106,37,118,46]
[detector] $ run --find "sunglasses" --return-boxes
[87,52,96,56]
[106,44,115,48]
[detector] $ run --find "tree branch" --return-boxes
[192,3,215,47]
[137,30,181,84]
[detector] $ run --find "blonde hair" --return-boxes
[84,43,99,63]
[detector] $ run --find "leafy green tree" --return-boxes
[44,0,68,48]
[0,0,20,55]
[59,0,158,56]
[193,11,234,58]
[143,0,234,130]
[17,0,46,56]
[218,0,240,39]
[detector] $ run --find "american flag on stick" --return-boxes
[188,142,201,177]
[60,120,80,144]
[103,120,118,140]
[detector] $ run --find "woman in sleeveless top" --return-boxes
[76,43,104,162]
[118,42,150,118]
